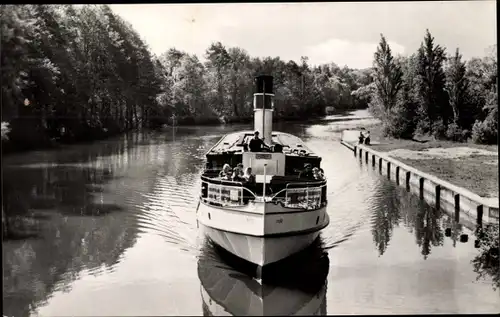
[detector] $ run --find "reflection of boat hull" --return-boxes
[197,201,329,266]
[201,280,327,316]
[198,238,329,316]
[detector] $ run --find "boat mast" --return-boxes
[262,81,265,143]
[263,163,267,199]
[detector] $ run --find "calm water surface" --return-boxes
[2,110,499,316]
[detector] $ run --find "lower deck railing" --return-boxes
[200,176,327,210]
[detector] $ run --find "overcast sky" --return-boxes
[110,1,496,69]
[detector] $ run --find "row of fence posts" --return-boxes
[353,145,484,226]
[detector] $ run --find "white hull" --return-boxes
[196,200,329,266]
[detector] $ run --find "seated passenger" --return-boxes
[248,131,270,152]
[219,164,232,179]
[244,167,256,184]
[319,168,325,179]
[298,163,314,179]
[313,167,324,180]
[224,171,233,181]
[232,166,245,182]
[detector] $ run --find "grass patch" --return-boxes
[354,123,498,198]
[398,156,498,198]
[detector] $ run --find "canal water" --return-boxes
[2,110,498,316]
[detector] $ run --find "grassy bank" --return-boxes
[359,124,498,198]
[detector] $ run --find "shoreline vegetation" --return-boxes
[342,30,498,199]
[1,4,373,155]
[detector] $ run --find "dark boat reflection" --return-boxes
[197,238,329,316]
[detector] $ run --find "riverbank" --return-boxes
[351,124,498,198]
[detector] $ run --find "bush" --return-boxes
[325,106,336,115]
[415,118,431,135]
[431,119,447,140]
[445,122,468,142]
[472,223,499,291]
[462,129,472,141]
[384,114,415,139]
[472,118,498,144]
[367,97,387,121]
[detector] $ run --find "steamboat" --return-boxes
[196,75,329,267]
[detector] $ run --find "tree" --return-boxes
[226,47,252,117]
[416,29,449,134]
[370,34,403,116]
[444,48,469,125]
[385,55,419,139]
[205,42,231,116]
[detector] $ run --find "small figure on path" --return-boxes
[358,131,365,144]
[364,131,371,145]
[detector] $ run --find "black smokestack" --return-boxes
[254,75,274,94]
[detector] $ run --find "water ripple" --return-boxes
[132,173,201,254]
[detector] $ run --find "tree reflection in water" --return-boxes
[369,180,402,256]
[2,137,141,317]
[413,201,445,260]
[369,179,445,259]
[472,223,499,291]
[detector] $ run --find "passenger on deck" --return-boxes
[224,171,233,181]
[319,168,325,179]
[312,167,324,180]
[248,131,270,152]
[273,144,283,153]
[298,163,314,179]
[232,166,245,182]
[219,164,232,179]
[243,167,256,184]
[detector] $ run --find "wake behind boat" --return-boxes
[196,75,329,267]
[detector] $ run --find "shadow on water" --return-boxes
[3,160,123,240]
[197,238,329,316]
[2,136,140,317]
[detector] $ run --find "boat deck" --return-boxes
[207,130,319,158]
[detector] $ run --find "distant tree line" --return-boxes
[1,4,372,152]
[367,30,497,145]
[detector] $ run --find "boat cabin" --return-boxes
[201,130,327,207]
[204,131,322,176]
[199,75,327,209]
